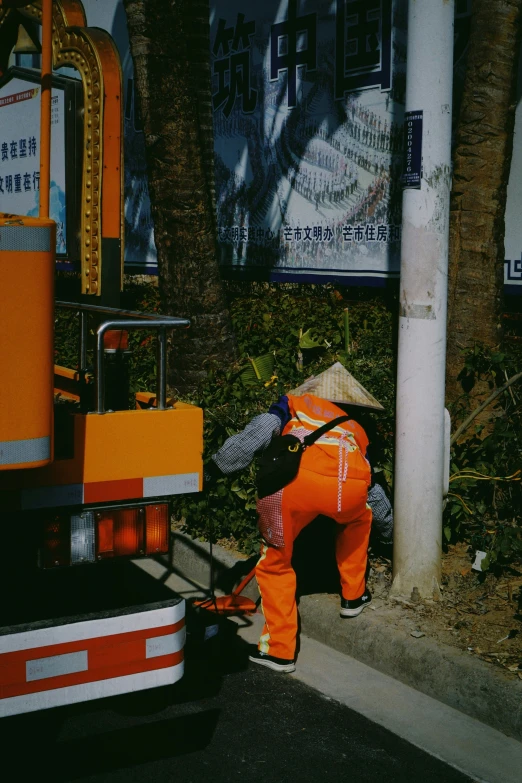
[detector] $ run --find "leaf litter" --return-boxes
[365,541,522,678]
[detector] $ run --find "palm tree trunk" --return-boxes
[123,0,236,393]
[446,0,522,409]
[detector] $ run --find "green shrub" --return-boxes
[444,343,522,571]
[52,280,398,554]
[172,283,397,553]
[54,278,522,570]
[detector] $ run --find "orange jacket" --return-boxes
[283,394,371,484]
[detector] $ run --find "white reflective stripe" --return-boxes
[290,415,353,437]
[26,650,88,682]
[259,631,270,655]
[0,663,184,718]
[0,436,50,466]
[289,411,327,429]
[315,434,358,449]
[288,426,358,449]
[0,601,185,654]
[143,473,199,497]
[21,483,83,510]
[146,627,186,659]
[16,472,201,509]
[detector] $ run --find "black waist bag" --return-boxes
[256,415,350,499]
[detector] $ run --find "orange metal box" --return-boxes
[0,404,203,510]
[0,215,56,470]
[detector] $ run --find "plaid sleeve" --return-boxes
[268,395,291,430]
[212,413,281,475]
[367,482,394,541]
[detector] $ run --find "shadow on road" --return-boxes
[57,710,222,778]
[2,600,254,780]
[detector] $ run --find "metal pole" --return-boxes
[95,318,184,414]
[391,0,454,599]
[79,309,88,411]
[79,309,88,372]
[157,328,167,410]
[96,327,106,414]
[39,0,52,218]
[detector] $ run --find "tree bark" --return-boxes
[123,0,236,393]
[446,0,522,410]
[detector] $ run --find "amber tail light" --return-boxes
[145,504,170,554]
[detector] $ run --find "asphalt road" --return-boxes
[3,610,473,783]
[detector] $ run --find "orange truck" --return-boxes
[0,0,203,716]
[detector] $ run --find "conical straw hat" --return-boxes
[289,362,384,411]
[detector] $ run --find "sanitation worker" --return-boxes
[204,362,393,673]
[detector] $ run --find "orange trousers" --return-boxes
[255,468,372,660]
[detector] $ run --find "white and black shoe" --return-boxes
[248,648,296,673]
[340,589,372,618]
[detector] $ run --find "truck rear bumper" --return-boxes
[0,597,184,717]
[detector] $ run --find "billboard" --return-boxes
[211,0,404,284]
[0,75,67,255]
[29,0,522,292]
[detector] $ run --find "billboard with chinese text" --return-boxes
[211,0,404,285]
[74,1,522,292]
[0,74,67,255]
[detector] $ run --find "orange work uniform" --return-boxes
[255,394,372,660]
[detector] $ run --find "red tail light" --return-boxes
[145,505,169,554]
[97,512,114,557]
[96,508,145,558]
[114,507,145,556]
[95,505,168,559]
[103,329,129,351]
[41,516,70,568]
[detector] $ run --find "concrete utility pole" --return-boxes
[392,0,454,599]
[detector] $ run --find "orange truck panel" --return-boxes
[79,405,202,484]
[0,404,203,505]
[0,215,56,471]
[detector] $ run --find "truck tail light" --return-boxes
[71,512,95,564]
[40,503,170,567]
[96,507,145,558]
[145,504,169,554]
[41,516,70,568]
[97,512,114,557]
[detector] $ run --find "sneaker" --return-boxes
[248,648,296,673]
[340,589,372,618]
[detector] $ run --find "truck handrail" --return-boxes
[56,301,190,414]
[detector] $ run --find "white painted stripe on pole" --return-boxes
[26,650,88,682]
[145,627,186,659]
[21,483,84,510]
[0,662,184,718]
[143,473,199,496]
[0,600,185,654]
[0,436,50,465]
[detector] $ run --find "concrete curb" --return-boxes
[170,532,522,742]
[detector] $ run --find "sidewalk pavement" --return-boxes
[169,531,522,743]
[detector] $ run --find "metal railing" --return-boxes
[56,301,189,414]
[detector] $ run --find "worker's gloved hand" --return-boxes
[203,458,224,488]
